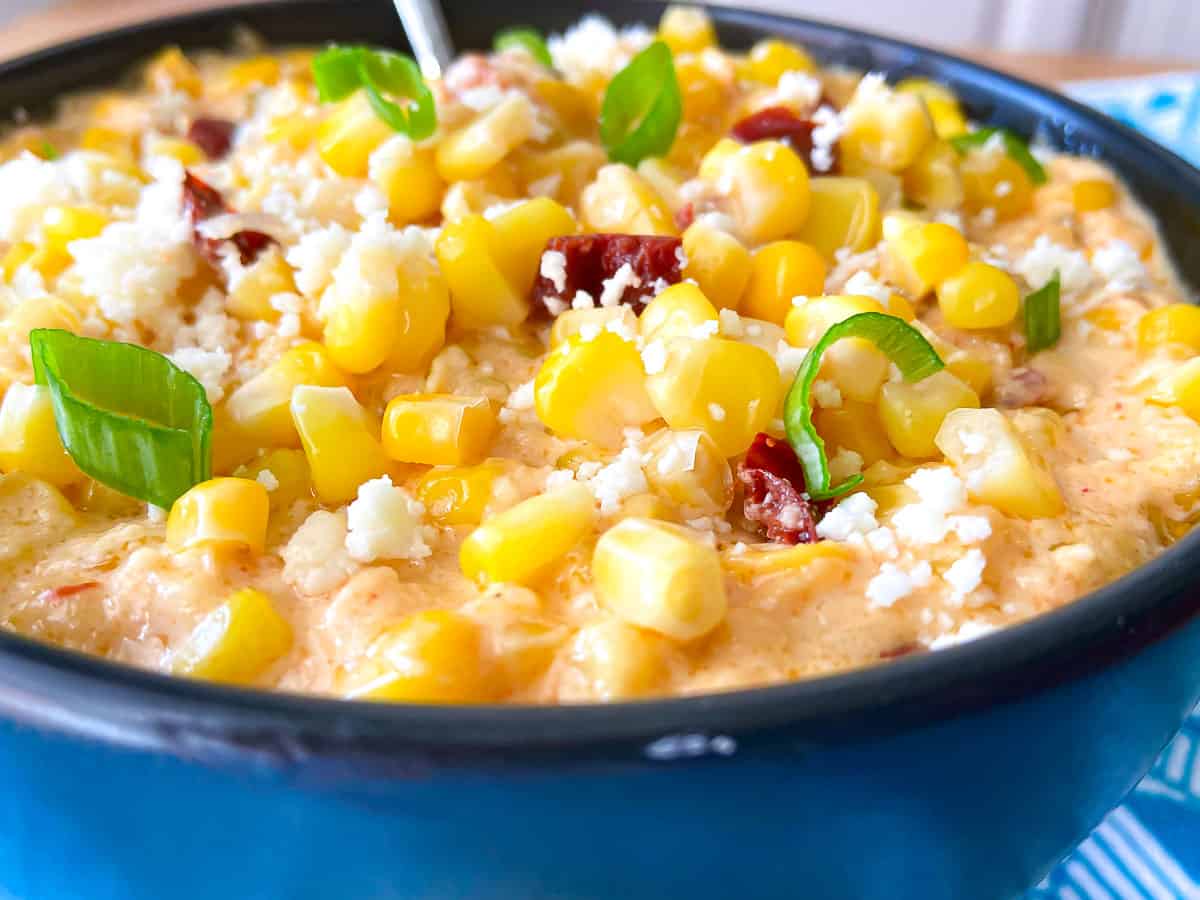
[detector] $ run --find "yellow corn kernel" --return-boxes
[902,139,964,210]
[681,223,752,309]
[146,136,206,166]
[879,370,980,458]
[895,78,967,139]
[795,176,881,260]
[1072,178,1117,213]
[659,5,717,53]
[381,265,451,374]
[961,151,1034,222]
[741,241,827,325]
[34,206,109,280]
[265,109,323,150]
[166,477,270,553]
[0,383,82,487]
[842,82,934,172]
[883,221,969,298]
[637,157,689,211]
[368,138,444,226]
[322,289,409,375]
[936,407,1063,518]
[675,56,726,122]
[881,209,926,243]
[460,483,595,586]
[353,610,491,704]
[4,295,81,342]
[439,173,519,222]
[534,80,596,137]
[785,295,890,403]
[224,56,282,89]
[489,197,579,293]
[535,332,658,448]
[172,589,293,685]
[814,400,894,466]
[642,429,733,514]
[667,121,723,171]
[415,459,507,526]
[435,214,530,329]
[518,140,607,208]
[226,342,349,448]
[79,126,137,162]
[581,164,677,236]
[382,394,497,466]
[945,349,994,398]
[936,261,1020,329]
[235,449,312,513]
[550,306,639,348]
[145,47,202,97]
[317,92,395,177]
[436,94,537,183]
[566,620,671,700]
[290,385,392,504]
[721,541,852,580]
[1137,304,1200,354]
[702,140,810,245]
[489,618,567,692]
[593,518,727,641]
[225,247,295,321]
[1149,357,1200,421]
[620,492,681,523]
[639,283,719,343]
[744,39,816,83]
[1,242,36,282]
[645,337,782,457]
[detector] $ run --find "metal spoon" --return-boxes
[393,0,455,80]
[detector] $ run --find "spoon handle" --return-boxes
[393,0,455,80]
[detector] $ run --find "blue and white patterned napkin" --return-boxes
[1029,72,1200,900]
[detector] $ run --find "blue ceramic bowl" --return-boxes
[2,3,1200,898]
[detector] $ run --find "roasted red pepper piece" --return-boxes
[186,117,236,159]
[181,171,274,266]
[731,105,840,174]
[737,432,822,544]
[531,233,684,316]
[36,581,100,604]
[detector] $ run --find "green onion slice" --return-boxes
[30,329,213,509]
[600,41,682,166]
[312,45,437,140]
[37,140,59,161]
[950,127,1047,185]
[1024,271,1061,353]
[784,313,944,501]
[494,27,554,68]
[312,45,367,103]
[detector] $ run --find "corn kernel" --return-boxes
[795,176,881,260]
[317,92,395,177]
[145,47,202,97]
[225,247,295,321]
[518,140,607,209]
[721,541,852,580]
[352,610,491,703]
[565,620,671,700]
[881,209,926,243]
[879,370,980,458]
[460,483,595,585]
[382,394,497,466]
[235,448,312,514]
[842,83,934,172]
[490,618,567,692]
[550,307,639,348]
[593,518,727,641]
[813,400,894,466]
[172,589,293,685]
[659,5,717,54]
[936,261,1020,329]
[435,214,531,329]
[80,126,137,162]
[744,39,816,83]
[369,138,444,226]
[265,110,323,150]
[1149,357,1200,421]
[146,136,206,166]
[534,80,596,137]
[4,295,81,342]
[166,477,270,553]
[1137,304,1200,354]
[961,151,1034,222]
[675,56,726,122]
[224,56,282,89]
[639,283,719,343]
[785,295,890,403]
[936,407,1063,518]
[620,492,681,523]
[702,139,810,244]
[30,206,109,280]
[415,459,507,526]
[682,223,752,309]
[895,79,967,139]
[1072,179,1117,213]
[535,332,658,447]
[290,385,392,504]
[645,337,782,456]
[1,242,36,282]
[642,429,733,514]
[436,94,537,183]
[227,342,349,448]
[581,164,677,236]
[0,383,82,487]
[741,241,827,325]
[489,197,579,293]
[945,350,994,397]
[883,221,969,298]
[902,139,964,210]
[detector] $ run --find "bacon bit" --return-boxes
[880,641,924,660]
[674,202,696,231]
[531,234,684,315]
[994,367,1049,409]
[731,105,840,174]
[37,581,100,604]
[737,432,822,544]
[181,171,275,266]
[186,117,236,159]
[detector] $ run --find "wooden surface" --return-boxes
[3,0,1195,85]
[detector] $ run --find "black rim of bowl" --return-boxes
[0,0,1199,767]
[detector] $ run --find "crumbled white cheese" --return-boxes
[891,467,968,545]
[1013,235,1092,295]
[929,619,998,650]
[255,469,280,492]
[605,317,639,343]
[548,15,652,80]
[843,270,892,304]
[693,211,738,234]
[599,262,641,307]
[344,476,431,563]
[718,307,744,337]
[587,447,649,514]
[765,69,823,113]
[641,340,668,375]
[943,548,986,605]
[571,290,596,310]
[828,448,864,483]
[866,560,932,609]
[543,295,568,316]
[674,245,689,269]
[690,319,720,340]
[281,510,360,595]
[286,222,352,300]
[812,379,843,409]
[774,339,810,380]
[1092,239,1147,292]
[994,180,1013,198]
[816,492,879,542]
[578,322,602,342]
[169,346,231,404]
[933,210,965,231]
[458,85,506,112]
[540,250,568,293]
[864,526,898,558]
[545,468,578,491]
[707,402,727,422]
[811,104,846,174]
[506,379,536,410]
[946,515,992,544]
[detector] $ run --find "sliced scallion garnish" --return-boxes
[38,140,59,161]
[493,27,554,69]
[30,329,213,509]
[1024,271,1061,353]
[312,45,436,140]
[784,313,944,500]
[600,40,682,166]
[950,127,1047,185]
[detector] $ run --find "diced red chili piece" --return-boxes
[186,117,236,159]
[880,641,925,660]
[37,581,100,604]
[531,233,684,316]
[181,171,275,266]
[731,105,840,174]
[737,432,822,544]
